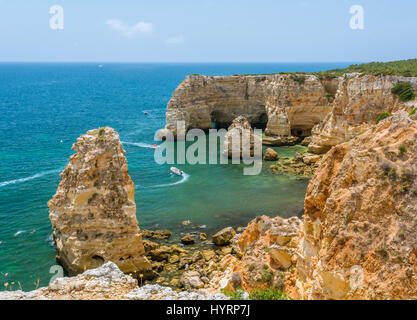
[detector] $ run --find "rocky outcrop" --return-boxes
[270,152,321,177]
[222,116,262,159]
[162,74,334,142]
[297,112,417,299]
[263,148,279,161]
[0,262,228,300]
[212,227,236,246]
[214,216,301,297]
[308,74,417,153]
[48,127,152,278]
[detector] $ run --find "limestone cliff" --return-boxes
[163,74,334,140]
[162,73,416,153]
[48,127,152,278]
[297,112,417,299]
[308,74,417,153]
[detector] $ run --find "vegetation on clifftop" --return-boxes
[316,59,417,78]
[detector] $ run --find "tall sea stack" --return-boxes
[48,127,152,278]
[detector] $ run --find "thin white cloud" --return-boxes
[165,35,185,45]
[106,19,153,37]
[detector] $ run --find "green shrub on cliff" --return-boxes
[376,112,391,124]
[291,75,306,84]
[248,288,290,300]
[220,288,245,300]
[409,108,417,116]
[391,82,416,102]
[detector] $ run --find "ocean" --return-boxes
[0,62,351,290]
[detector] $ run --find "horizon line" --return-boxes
[0,61,363,64]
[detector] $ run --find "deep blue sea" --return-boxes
[0,62,351,290]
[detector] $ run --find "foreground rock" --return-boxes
[48,127,151,278]
[216,216,301,297]
[142,229,172,240]
[0,262,228,300]
[297,112,417,299]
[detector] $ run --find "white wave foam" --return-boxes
[14,230,25,237]
[0,169,61,188]
[122,141,158,149]
[138,173,190,189]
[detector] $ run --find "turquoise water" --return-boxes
[0,62,351,290]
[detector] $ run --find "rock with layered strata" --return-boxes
[48,127,152,278]
[297,112,417,300]
[162,74,335,143]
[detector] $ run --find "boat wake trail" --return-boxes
[122,141,158,149]
[0,169,61,189]
[137,173,190,189]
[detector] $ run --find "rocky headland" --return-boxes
[160,73,417,155]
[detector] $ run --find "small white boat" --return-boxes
[170,167,183,176]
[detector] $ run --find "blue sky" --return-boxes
[0,0,416,62]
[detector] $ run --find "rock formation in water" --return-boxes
[296,112,417,299]
[48,127,152,278]
[162,73,416,153]
[222,116,262,159]
[308,74,417,153]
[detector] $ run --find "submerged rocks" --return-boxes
[270,152,320,176]
[48,127,151,278]
[141,229,172,240]
[212,227,236,246]
[263,148,279,161]
[181,234,195,245]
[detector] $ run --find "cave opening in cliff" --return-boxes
[210,110,232,129]
[252,112,268,130]
[291,128,311,137]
